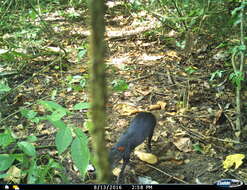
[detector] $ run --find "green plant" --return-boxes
[112,79,129,92]
[210,70,225,81]
[228,2,247,139]
[192,143,203,154]
[229,71,244,88]
[124,0,144,12]
[185,66,197,75]
[0,129,64,183]
[73,102,91,110]
[77,46,88,61]
[0,81,11,94]
[0,100,91,183]
[66,75,87,92]
[25,157,65,184]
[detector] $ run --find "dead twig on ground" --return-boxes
[128,73,154,83]
[217,103,236,131]
[146,164,188,184]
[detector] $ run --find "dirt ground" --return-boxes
[99,3,247,184]
[3,2,247,185]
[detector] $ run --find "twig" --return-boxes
[146,164,188,184]
[0,95,50,125]
[217,103,236,131]
[128,73,154,83]
[147,10,177,31]
[0,58,60,101]
[0,71,18,78]
[167,70,175,85]
[175,117,245,145]
[205,136,243,144]
[156,72,209,82]
[36,145,56,150]
[175,119,206,140]
[171,0,187,30]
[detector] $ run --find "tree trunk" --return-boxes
[88,0,111,183]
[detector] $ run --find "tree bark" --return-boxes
[88,0,111,183]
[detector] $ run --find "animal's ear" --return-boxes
[117,146,125,152]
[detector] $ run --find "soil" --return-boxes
[2,1,247,185]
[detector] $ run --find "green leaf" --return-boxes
[84,120,93,130]
[48,158,62,169]
[231,6,243,16]
[210,70,224,81]
[79,78,86,88]
[0,52,15,61]
[47,110,67,121]
[229,71,244,87]
[0,154,15,171]
[12,154,25,163]
[55,127,73,154]
[49,119,67,129]
[73,102,91,110]
[112,79,129,92]
[38,100,69,114]
[38,101,70,122]
[11,51,30,58]
[28,9,37,20]
[0,129,15,148]
[51,90,57,100]
[20,109,40,123]
[27,135,38,143]
[193,143,203,153]
[78,49,87,60]
[71,130,89,178]
[74,128,88,142]
[0,83,11,92]
[0,173,10,179]
[17,141,36,157]
[20,109,38,120]
[185,66,197,74]
[27,160,39,184]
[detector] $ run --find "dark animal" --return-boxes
[109,112,156,183]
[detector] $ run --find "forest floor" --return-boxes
[2,1,247,185]
[102,2,247,184]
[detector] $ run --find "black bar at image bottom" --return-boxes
[0,184,246,190]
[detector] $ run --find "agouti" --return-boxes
[109,112,156,183]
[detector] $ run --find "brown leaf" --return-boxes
[214,109,225,125]
[149,104,161,110]
[114,103,137,115]
[134,151,158,164]
[173,137,192,152]
[149,101,167,111]
[157,101,167,109]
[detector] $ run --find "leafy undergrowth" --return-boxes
[1,1,247,184]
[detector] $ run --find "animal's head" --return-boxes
[109,146,125,169]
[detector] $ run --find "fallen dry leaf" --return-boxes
[134,150,158,164]
[223,154,245,170]
[177,108,188,114]
[149,104,161,110]
[173,137,192,152]
[170,159,184,165]
[136,87,153,96]
[214,109,225,125]
[114,103,137,115]
[174,129,187,137]
[157,101,167,109]
[112,167,121,176]
[149,101,167,111]
[4,166,22,183]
